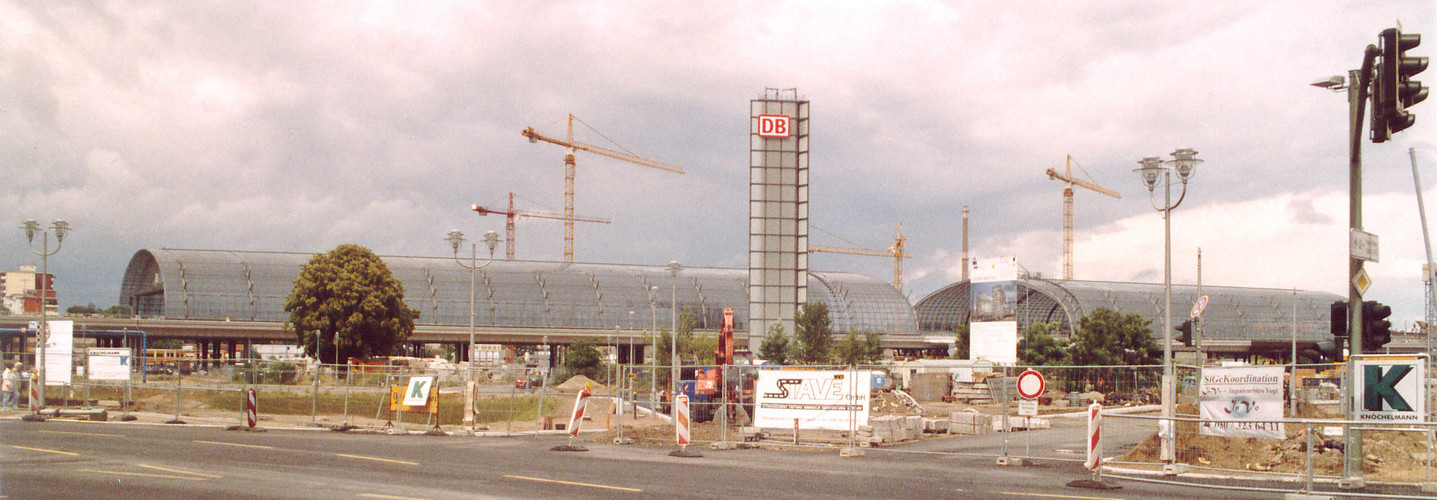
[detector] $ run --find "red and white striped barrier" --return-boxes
[1085,402,1102,472]
[567,385,591,437]
[246,388,258,428]
[29,375,39,412]
[675,394,691,447]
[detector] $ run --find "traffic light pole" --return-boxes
[1343,51,1376,488]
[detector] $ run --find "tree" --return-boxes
[1017,322,1069,366]
[863,332,884,364]
[792,302,834,364]
[654,309,702,366]
[284,244,418,363]
[66,303,102,315]
[759,323,790,364]
[1066,308,1160,366]
[563,338,602,379]
[951,324,970,359]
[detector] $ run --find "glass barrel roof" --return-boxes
[119,248,917,335]
[914,278,1343,343]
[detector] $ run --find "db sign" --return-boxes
[757,114,791,138]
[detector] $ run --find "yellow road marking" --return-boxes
[337,453,418,466]
[8,445,78,456]
[77,469,205,481]
[358,494,429,500]
[137,464,222,478]
[504,474,642,493]
[1001,492,1115,500]
[39,430,124,438]
[194,440,273,450]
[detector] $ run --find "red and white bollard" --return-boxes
[246,388,258,428]
[1085,402,1103,475]
[567,385,591,438]
[675,394,691,447]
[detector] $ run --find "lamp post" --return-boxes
[21,219,70,410]
[1134,148,1200,466]
[668,261,682,410]
[446,229,501,431]
[648,286,658,412]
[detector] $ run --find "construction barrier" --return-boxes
[245,388,257,428]
[567,384,590,437]
[676,394,691,446]
[1085,402,1102,472]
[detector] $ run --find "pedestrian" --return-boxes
[1,362,20,410]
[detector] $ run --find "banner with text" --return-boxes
[43,320,74,385]
[88,348,133,381]
[969,257,1018,364]
[754,369,871,430]
[1199,366,1285,439]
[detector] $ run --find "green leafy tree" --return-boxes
[1017,322,1069,366]
[1066,308,1160,366]
[66,303,102,315]
[793,302,834,364]
[654,309,703,365]
[564,338,602,379]
[759,323,790,364]
[834,330,885,366]
[284,244,419,362]
[951,324,970,359]
[863,332,884,363]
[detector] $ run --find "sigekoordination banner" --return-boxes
[754,369,871,431]
[1198,366,1285,439]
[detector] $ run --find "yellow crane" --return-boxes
[472,193,611,260]
[1045,155,1120,280]
[522,114,684,262]
[809,223,909,290]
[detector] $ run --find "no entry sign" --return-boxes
[1016,369,1045,400]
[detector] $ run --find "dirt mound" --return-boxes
[555,375,606,393]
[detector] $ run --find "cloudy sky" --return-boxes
[4,1,1436,328]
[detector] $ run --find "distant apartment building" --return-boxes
[1,264,57,315]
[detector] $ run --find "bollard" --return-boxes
[165,369,185,424]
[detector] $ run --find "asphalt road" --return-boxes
[0,418,1300,499]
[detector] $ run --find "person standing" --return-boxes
[1,362,19,410]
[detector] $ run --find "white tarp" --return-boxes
[43,320,73,385]
[754,369,870,431]
[1198,366,1285,439]
[88,348,132,381]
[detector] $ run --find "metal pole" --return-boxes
[1344,63,1369,486]
[1291,288,1298,417]
[466,243,476,431]
[650,288,657,418]
[669,262,680,421]
[1162,168,1175,464]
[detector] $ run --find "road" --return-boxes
[0,417,1301,499]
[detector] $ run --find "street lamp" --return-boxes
[1134,148,1200,466]
[668,261,682,411]
[21,219,70,410]
[447,228,501,431]
[648,286,658,412]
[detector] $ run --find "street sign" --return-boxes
[1017,400,1038,416]
[1190,295,1209,319]
[1016,370,1045,400]
[1353,268,1373,296]
[1354,357,1426,422]
[1350,228,1379,262]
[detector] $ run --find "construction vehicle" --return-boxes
[680,308,755,423]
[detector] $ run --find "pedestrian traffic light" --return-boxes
[1374,27,1428,142]
[1362,300,1393,351]
[1175,319,1194,347]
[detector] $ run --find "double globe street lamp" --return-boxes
[1134,148,1201,465]
[446,229,501,431]
[21,219,71,411]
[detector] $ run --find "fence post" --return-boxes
[310,363,319,425]
[343,361,351,425]
[165,367,184,424]
[1304,421,1314,493]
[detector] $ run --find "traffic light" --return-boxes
[1330,301,1348,337]
[1318,301,1348,362]
[1175,319,1194,347]
[1374,27,1428,142]
[1362,300,1393,351]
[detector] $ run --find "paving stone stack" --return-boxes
[948,410,993,435]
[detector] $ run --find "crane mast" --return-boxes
[1045,155,1120,280]
[472,192,610,259]
[522,114,684,261]
[808,223,909,290]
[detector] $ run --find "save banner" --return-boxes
[1198,366,1285,439]
[1355,358,1426,422]
[754,369,870,431]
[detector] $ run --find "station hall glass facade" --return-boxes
[119,248,918,338]
[914,277,1344,346]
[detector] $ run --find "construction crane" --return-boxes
[1045,155,1120,280]
[809,223,909,290]
[472,193,611,260]
[522,114,684,262]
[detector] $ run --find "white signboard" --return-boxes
[970,257,1019,364]
[1355,358,1426,422]
[43,320,73,385]
[754,369,870,431]
[402,376,435,407]
[1198,366,1285,439]
[88,348,132,381]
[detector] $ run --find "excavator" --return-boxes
[686,308,755,422]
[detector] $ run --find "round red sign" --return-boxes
[1016,369,1045,400]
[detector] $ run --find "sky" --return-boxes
[3,1,1436,329]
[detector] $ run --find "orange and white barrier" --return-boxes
[567,384,591,437]
[675,394,691,446]
[1085,402,1102,472]
[246,388,258,428]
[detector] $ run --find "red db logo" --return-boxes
[757,115,790,138]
